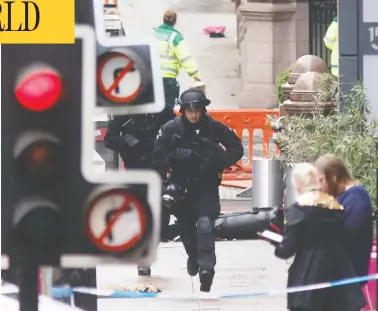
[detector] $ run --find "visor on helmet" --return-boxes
[178,88,211,110]
[181,100,206,109]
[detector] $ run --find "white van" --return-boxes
[103,5,125,37]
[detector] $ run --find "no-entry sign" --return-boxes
[97,51,143,104]
[85,188,148,253]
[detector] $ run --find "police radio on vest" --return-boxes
[0,1,40,32]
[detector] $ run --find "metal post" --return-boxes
[359,0,378,120]
[338,0,359,111]
[72,269,97,311]
[252,159,283,209]
[339,0,378,118]
[19,264,39,311]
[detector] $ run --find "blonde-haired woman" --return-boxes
[273,163,365,311]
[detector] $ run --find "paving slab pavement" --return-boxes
[96,240,289,311]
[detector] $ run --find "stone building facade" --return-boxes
[236,0,310,108]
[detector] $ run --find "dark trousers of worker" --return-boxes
[163,77,180,109]
[173,183,221,272]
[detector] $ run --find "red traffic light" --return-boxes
[14,130,61,181]
[15,65,62,112]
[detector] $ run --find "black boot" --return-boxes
[187,257,199,276]
[137,266,151,276]
[199,269,213,292]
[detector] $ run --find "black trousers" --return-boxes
[163,77,180,109]
[173,183,221,272]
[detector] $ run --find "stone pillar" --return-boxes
[294,0,309,58]
[237,0,297,108]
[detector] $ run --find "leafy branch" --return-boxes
[273,82,378,212]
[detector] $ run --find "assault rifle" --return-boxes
[170,134,240,170]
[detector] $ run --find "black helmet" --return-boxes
[178,88,211,113]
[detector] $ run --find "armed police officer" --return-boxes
[104,107,175,276]
[153,88,243,292]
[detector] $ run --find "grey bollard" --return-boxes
[252,159,284,208]
[285,166,297,208]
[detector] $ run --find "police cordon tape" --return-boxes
[49,273,378,300]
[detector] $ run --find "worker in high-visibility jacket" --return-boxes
[323,17,339,76]
[153,10,202,108]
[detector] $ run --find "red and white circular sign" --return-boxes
[97,51,142,104]
[85,189,147,253]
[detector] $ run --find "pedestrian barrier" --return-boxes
[95,109,280,181]
[207,110,279,180]
[42,273,378,301]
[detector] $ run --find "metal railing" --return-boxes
[309,0,337,66]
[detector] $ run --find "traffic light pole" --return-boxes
[19,264,39,311]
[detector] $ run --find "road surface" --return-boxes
[89,199,288,311]
[96,240,288,311]
[220,199,252,211]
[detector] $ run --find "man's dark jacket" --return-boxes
[153,114,243,183]
[104,107,175,169]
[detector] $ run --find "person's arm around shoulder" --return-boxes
[275,204,305,259]
[342,189,373,230]
[214,121,244,169]
[172,32,201,81]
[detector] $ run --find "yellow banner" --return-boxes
[0,0,75,44]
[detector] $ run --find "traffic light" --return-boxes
[92,0,165,114]
[1,24,162,270]
[1,25,95,267]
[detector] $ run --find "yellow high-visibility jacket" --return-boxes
[153,24,201,80]
[323,18,338,76]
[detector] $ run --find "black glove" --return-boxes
[168,148,201,163]
[220,154,234,170]
[200,157,222,174]
[124,134,140,148]
[202,150,230,171]
[199,137,224,153]
[197,138,230,169]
